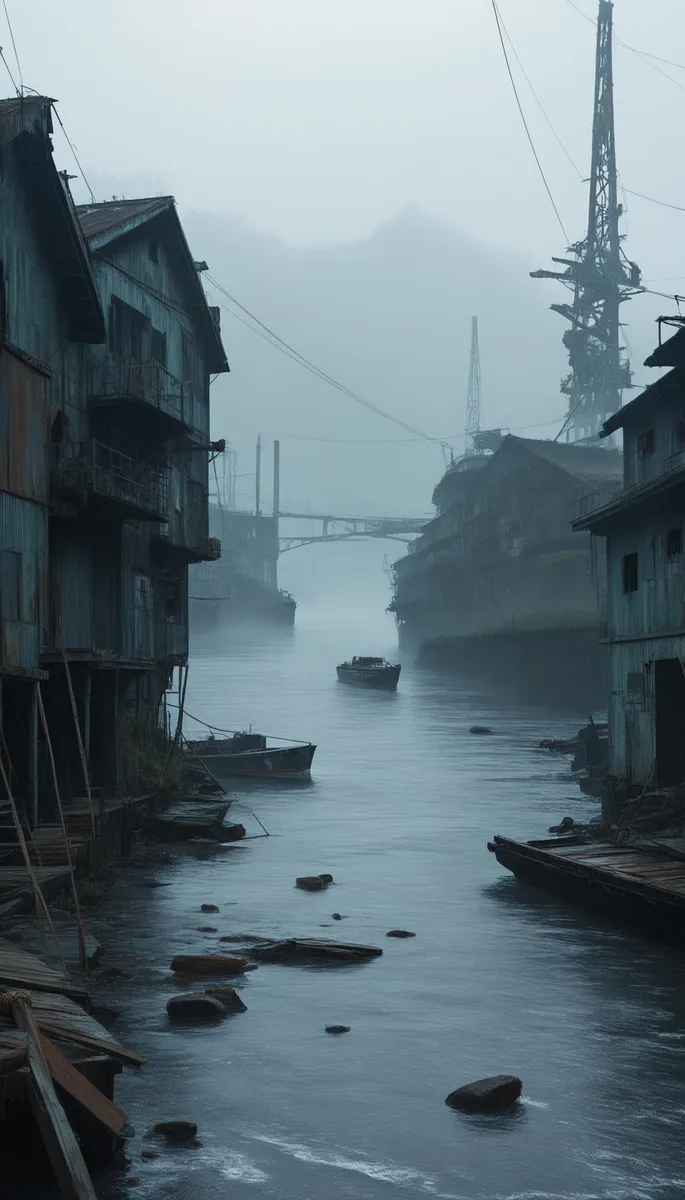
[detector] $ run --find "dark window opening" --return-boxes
[181,331,194,384]
[1,550,21,622]
[50,410,69,444]
[667,527,683,559]
[109,296,148,361]
[149,236,159,264]
[626,671,644,702]
[150,328,166,367]
[637,429,655,458]
[623,552,638,594]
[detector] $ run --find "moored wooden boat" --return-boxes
[336,656,401,690]
[188,731,316,780]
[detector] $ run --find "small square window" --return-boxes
[623,552,638,594]
[637,429,655,458]
[149,236,159,264]
[667,528,682,559]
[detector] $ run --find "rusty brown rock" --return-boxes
[170,954,247,975]
[204,986,248,1013]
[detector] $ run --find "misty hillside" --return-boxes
[181,205,572,516]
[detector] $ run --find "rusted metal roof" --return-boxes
[76,197,174,247]
[509,436,624,483]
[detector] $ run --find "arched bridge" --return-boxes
[278,511,428,553]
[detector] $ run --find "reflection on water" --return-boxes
[24,608,685,1200]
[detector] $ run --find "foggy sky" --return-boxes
[5,0,685,516]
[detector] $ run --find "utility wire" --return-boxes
[563,0,685,90]
[491,0,569,241]
[622,186,685,214]
[205,276,449,448]
[0,45,18,94]
[51,104,96,202]
[2,0,22,92]
[284,415,567,444]
[497,5,583,180]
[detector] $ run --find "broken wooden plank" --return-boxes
[38,1021,145,1068]
[41,1035,129,1139]
[10,995,97,1200]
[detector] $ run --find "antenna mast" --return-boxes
[465,316,483,453]
[531,0,642,443]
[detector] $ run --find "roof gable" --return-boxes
[0,96,105,344]
[506,435,623,484]
[76,198,229,373]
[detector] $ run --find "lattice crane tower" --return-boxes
[465,316,483,453]
[531,0,642,443]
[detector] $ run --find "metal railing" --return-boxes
[89,353,187,426]
[51,440,169,521]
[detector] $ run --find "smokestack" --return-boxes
[255,435,261,517]
[273,440,280,519]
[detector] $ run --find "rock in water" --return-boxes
[204,986,248,1012]
[151,1120,198,1142]
[91,1004,119,1027]
[296,876,328,891]
[386,929,416,938]
[445,1075,522,1112]
[223,824,247,841]
[325,1024,350,1034]
[318,873,334,883]
[331,913,343,920]
[469,726,493,736]
[166,993,226,1021]
[170,954,247,975]
[201,903,219,912]
[197,926,218,933]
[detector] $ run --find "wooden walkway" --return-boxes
[0,866,71,911]
[489,835,685,939]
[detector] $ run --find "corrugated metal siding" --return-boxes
[0,492,47,674]
[623,394,682,488]
[607,514,685,640]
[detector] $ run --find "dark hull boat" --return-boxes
[189,731,316,780]
[336,657,401,691]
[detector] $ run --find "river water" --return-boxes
[23,601,685,1199]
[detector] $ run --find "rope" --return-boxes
[37,683,89,976]
[168,703,309,747]
[0,988,31,1016]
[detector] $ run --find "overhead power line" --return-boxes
[205,274,449,448]
[563,0,685,91]
[2,0,22,92]
[51,104,96,203]
[491,0,569,240]
[0,45,18,94]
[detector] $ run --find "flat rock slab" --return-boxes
[386,930,416,938]
[251,937,382,965]
[325,1025,350,1034]
[445,1075,522,1112]
[171,955,248,975]
[204,986,248,1013]
[469,726,493,735]
[166,993,226,1021]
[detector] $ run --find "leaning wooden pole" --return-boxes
[55,606,98,864]
[37,683,88,973]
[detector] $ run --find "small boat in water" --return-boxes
[188,730,316,780]
[336,656,401,691]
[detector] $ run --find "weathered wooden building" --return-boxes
[573,326,685,786]
[0,96,105,820]
[0,95,228,817]
[391,436,622,701]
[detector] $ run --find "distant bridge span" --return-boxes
[278,511,428,553]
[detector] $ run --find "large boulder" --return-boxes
[201,903,219,912]
[445,1075,522,1112]
[170,954,247,975]
[296,876,329,891]
[204,986,248,1012]
[166,993,226,1021]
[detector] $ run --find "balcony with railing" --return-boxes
[51,440,169,522]
[88,353,191,435]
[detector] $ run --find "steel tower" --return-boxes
[465,316,483,452]
[531,0,642,443]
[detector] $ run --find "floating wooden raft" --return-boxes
[154,800,230,840]
[489,835,685,938]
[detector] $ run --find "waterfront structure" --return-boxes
[391,436,622,700]
[573,323,685,787]
[0,95,228,815]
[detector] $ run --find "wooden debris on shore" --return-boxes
[249,937,382,965]
[153,800,230,840]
